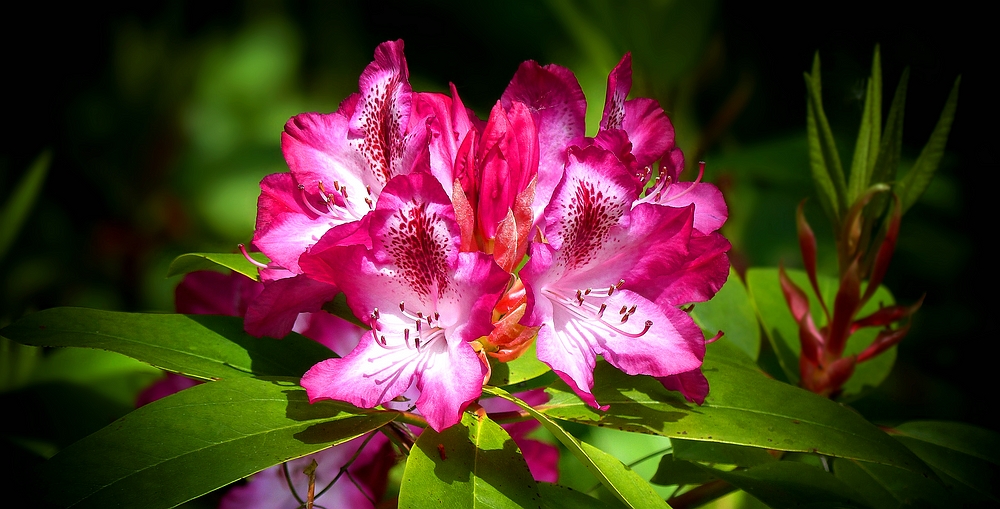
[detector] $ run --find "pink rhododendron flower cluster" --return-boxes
[248,40,730,432]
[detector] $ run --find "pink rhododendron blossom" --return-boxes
[300,172,510,431]
[219,433,394,509]
[520,145,718,408]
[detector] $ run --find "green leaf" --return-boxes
[650,454,716,486]
[488,341,553,388]
[847,47,882,204]
[538,482,625,509]
[745,268,897,400]
[832,457,949,509]
[166,252,270,281]
[896,76,960,215]
[399,411,540,508]
[691,267,760,361]
[673,439,776,467]
[888,420,1000,503]
[483,386,669,509]
[804,53,847,226]
[699,461,870,509]
[0,150,50,262]
[1,308,335,381]
[870,69,909,194]
[39,376,396,509]
[537,340,928,475]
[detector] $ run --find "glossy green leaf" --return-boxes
[804,53,847,226]
[888,420,1000,504]
[399,411,540,508]
[538,482,625,509]
[166,252,269,281]
[1,308,334,381]
[691,267,760,360]
[832,457,949,509]
[538,340,928,475]
[701,461,870,509]
[896,76,960,215]
[673,439,776,467]
[489,341,553,388]
[483,386,669,509]
[0,150,50,262]
[746,267,897,400]
[848,47,882,204]
[39,376,397,509]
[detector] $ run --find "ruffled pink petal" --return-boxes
[657,368,710,405]
[348,39,417,188]
[534,317,602,410]
[642,231,731,307]
[301,331,419,409]
[413,338,488,431]
[657,181,728,234]
[253,172,342,273]
[600,53,632,132]
[243,274,339,339]
[501,61,587,220]
[411,87,479,192]
[621,98,675,170]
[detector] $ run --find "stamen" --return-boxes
[297,184,327,216]
[598,304,607,317]
[238,244,269,269]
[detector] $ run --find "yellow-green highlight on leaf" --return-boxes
[399,411,540,508]
[167,252,270,281]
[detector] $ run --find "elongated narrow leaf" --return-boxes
[0,150,50,262]
[896,76,961,215]
[870,69,909,201]
[847,48,882,204]
[888,420,1000,504]
[538,340,927,475]
[833,457,949,509]
[1,308,334,381]
[483,387,669,509]
[40,376,397,509]
[538,482,625,509]
[746,268,897,400]
[400,411,540,508]
[691,267,760,360]
[167,252,270,281]
[804,54,847,225]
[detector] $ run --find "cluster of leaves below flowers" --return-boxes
[243,39,730,433]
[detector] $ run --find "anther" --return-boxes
[584,288,592,295]
[365,197,373,209]
[628,305,637,314]
[399,301,406,312]
[619,305,628,315]
[621,314,630,324]
[616,279,625,289]
[366,185,372,196]
[598,304,607,317]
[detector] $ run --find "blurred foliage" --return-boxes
[0,0,991,506]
